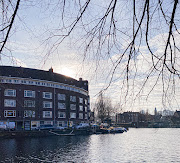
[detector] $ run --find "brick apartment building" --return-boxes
[0,66,90,130]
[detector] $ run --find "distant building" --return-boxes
[0,66,90,130]
[171,110,180,126]
[116,111,140,127]
[158,110,174,116]
[174,110,180,118]
[154,107,157,116]
[140,110,145,115]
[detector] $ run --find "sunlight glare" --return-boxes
[60,67,75,78]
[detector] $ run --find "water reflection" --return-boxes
[0,129,180,162]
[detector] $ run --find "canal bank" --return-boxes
[0,129,91,138]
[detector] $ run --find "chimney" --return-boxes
[49,67,53,73]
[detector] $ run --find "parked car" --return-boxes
[6,122,15,130]
[0,124,7,130]
[38,124,55,130]
[75,123,90,129]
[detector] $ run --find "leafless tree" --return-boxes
[40,0,180,107]
[0,0,20,55]
[95,92,113,123]
[0,0,180,107]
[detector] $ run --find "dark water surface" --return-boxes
[0,128,180,163]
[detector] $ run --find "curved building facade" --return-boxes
[0,66,90,130]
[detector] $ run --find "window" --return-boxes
[43,92,52,99]
[24,100,35,107]
[24,110,35,117]
[58,112,66,118]
[43,101,52,108]
[58,94,66,101]
[4,99,16,107]
[57,121,66,127]
[70,104,76,110]
[79,105,83,111]
[87,105,90,111]
[85,106,87,112]
[70,112,76,119]
[4,110,16,117]
[70,96,76,102]
[79,97,83,104]
[79,113,83,119]
[85,114,88,119]
[44,121,53,125]
[4,89,16,97]
[58,102,66,109]
[43,111,52,118]
[85,99,88,105]
[24,90,35,98]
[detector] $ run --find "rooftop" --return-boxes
[0,66,88,91]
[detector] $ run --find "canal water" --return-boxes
[0,128,180,163]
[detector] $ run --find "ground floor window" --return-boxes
[57,121,66,127]
[44,121,53,125]
[31,121,40,129]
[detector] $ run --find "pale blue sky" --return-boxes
[1,0,180,114]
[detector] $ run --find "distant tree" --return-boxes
[95,92,113,123]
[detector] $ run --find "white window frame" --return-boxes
[57,121,66,127]
[70,112,76,119]
[79,97,83,104]
[79,113,83,119]
[58,112,66,118]
[85,106,87,112]
[58,94,66,101]
[79,105,83,111]
[4,99,16,107]
[85,99,88,105]
[24,100,35,107]
[85,114,88,119]
[43,101,52,108]
[24,90,35,98]
[43,111,52,118]
[24,110,35,117]
[4,110,16,117]
[44,121,53,125]
[70,104,76,110]
[4,89,16,97]
[43,92,52,99]
[58,102,66,109]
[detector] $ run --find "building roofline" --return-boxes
[0,65,88,91]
